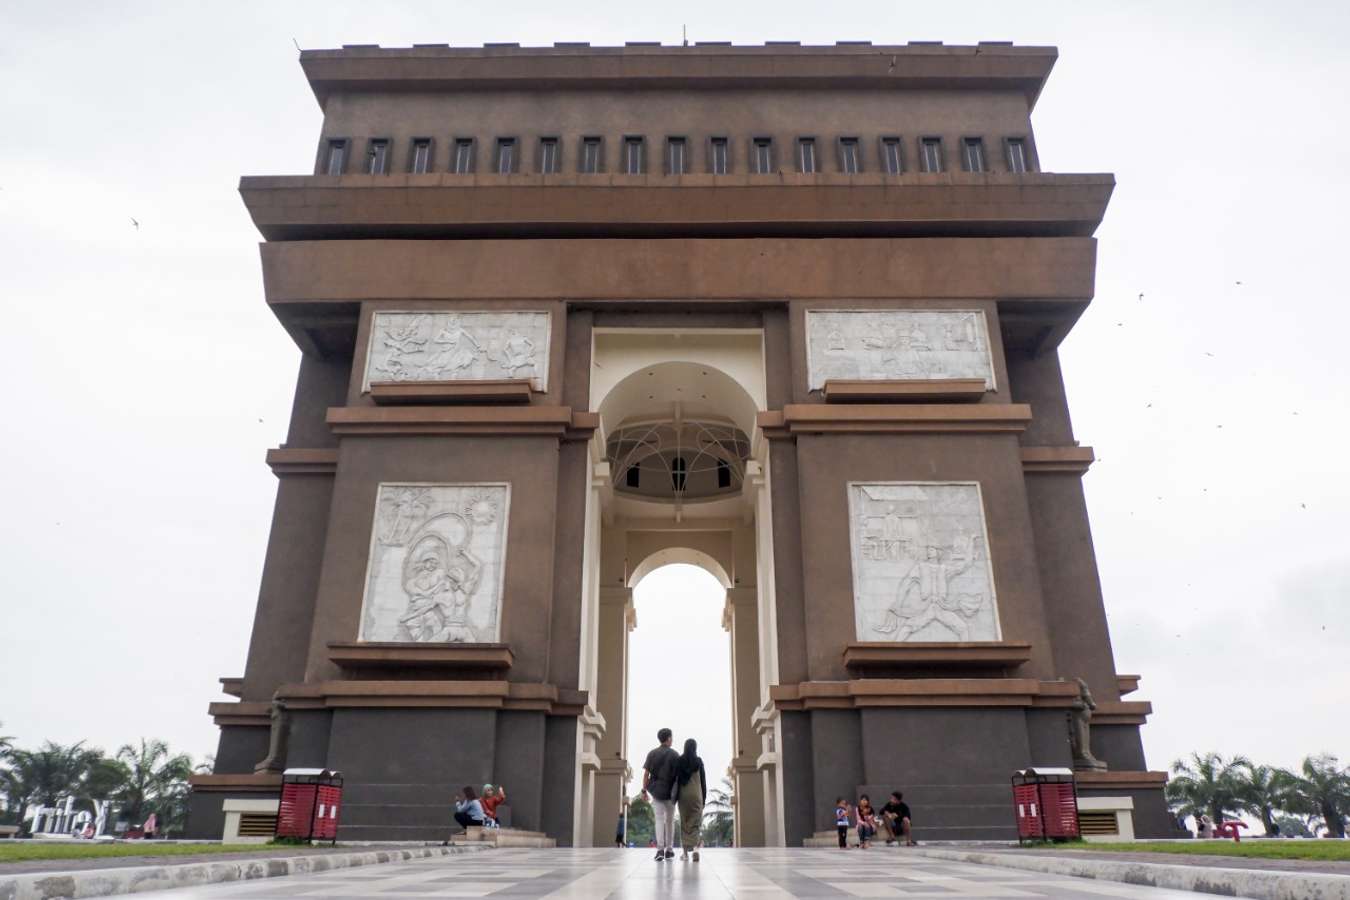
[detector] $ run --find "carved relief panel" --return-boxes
[359,483,510,643]
[806,309,995,391]
[363,311,551,391]
[847,482,1001,643]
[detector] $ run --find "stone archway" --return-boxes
[572,330,783,848]
[628,546,732,590]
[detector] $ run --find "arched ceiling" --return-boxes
[597,360,760,439]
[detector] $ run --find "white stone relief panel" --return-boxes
[363,311,551,391]
[359,483,510,643]
[806,309,995,391]
[848,482,1001,642]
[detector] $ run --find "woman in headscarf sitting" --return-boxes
[674,738,707,861]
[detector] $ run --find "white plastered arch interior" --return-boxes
[590,330,766,440]
[627,546,733,590]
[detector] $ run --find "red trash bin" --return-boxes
[275,768,344,844]
[1012,768,1080,843]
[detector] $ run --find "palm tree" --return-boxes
[1272,814,1314,838]
[626,794,654,846]
[702,776,735,847]
[1285,754,1350,839]
[1232,761,1296,837]
[0,741,102,832]
[1165,752,1248,825]
[5,742,102,809]
[114,739,194,827]
[81,757,130,832]
[0,723,15,824]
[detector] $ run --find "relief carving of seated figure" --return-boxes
[893,535,982,641]
[398,535,483,642]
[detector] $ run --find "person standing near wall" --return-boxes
[674,738,707,861]
[641,728,680,861]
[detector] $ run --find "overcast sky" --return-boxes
[2,0,1347,800]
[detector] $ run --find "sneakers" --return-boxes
[654,850,664,861]
[692,850,700,862]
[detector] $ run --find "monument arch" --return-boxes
[189,42,1172,847]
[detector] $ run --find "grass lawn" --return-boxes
[0,842,326,863]
[1037,840,1350,862]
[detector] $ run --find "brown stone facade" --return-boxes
[189,42,1172,846]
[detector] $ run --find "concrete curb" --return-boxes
[0,843,493,900]
[908,847,1350,900]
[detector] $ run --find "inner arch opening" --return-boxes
[623,562,732,846]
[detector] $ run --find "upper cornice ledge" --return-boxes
[300,42,1057,108]
[239,173,1113,241]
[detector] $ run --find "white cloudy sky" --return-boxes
[2,1,1347,799]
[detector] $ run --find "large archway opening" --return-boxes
[575,328,784,848]
[623,562,732,847]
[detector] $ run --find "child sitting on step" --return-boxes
[481,783,507,829]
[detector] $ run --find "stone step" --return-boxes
[804,819,1017,847]
[461,826,555,848]
[808,789,1023,840]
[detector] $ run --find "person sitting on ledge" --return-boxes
[881,791,916,846]
[856,794,878,849]
[453,786,486,831]
[481,783,507,828]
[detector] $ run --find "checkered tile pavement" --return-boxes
[151,847,1207,898]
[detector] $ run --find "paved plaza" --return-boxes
[148,848,1212,898]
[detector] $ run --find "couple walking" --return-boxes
[642,727,706,861]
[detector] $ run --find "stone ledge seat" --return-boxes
[456,826,556,848]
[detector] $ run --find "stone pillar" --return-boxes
[591,587,633,847]
[746,456,787,845]
[575,706,605,847]
[725,586,767,846]
[571,454,613,847]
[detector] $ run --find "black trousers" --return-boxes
[837,825,848,848]
[454,811,483,829]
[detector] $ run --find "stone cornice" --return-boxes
[207,701,272,728]
[822,379,987,403]
[1091,700,1154,726]
[368,379,535,405]
[843,642,1032,676]
[758,403,1032,438]
[768,679,1152,724]
[299,43,1057,109]
[265,448,338,476]
[274,679,588,716]
[188,773,283,794]
[1074,770,1168,791]
[771,678,1079,710]
[326,406,599,439]
[240,175,1111,242]
[326,642,514,675]
[1020,445,1095,474]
